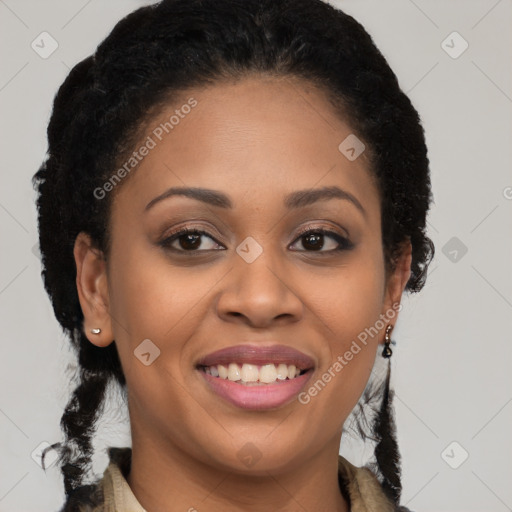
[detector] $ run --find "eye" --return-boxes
[159,225,354,254]
[159,228,224,253]
[289,227,353,253]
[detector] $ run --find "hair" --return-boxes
[33,0,434,506]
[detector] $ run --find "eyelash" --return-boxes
[159,225,354,255]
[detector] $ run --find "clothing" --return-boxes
[60,446,413,512]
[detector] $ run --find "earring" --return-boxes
[382,324,393,358]
[90,328,102,335]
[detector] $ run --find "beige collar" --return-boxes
[98,447,397,512]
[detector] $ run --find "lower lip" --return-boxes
[198,370,313,410]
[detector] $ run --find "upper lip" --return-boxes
[196,344,316,370]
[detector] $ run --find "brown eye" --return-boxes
[160,228,224,252]
[175,232,201,250]
[290,228,353,253]
[301,232,327,251]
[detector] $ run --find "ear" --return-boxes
[382,239,412,320]
[74,232,114,347]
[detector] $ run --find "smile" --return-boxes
[196,344,315,410]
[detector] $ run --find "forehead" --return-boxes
[112,75,380,217]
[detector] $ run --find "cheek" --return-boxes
[105,246,214,423]
[321,249,386,338]
[106,243,227,361]
[109,244,199,338]
[106,243,190,344]
[300,251,386,421]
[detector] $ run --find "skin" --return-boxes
[74,74,411,512]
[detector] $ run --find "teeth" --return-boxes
[259,364,277,383]
[276,363,288,380]
[218,364,228,379]
[228,363,241,381]
[240,363,259,382]
[202,363,304,384]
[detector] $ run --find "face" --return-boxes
[74,75,410,475]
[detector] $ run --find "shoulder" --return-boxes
[338,455,414,512]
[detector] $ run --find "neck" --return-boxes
[126,427,349,512]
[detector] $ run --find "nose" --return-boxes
[215,250,304,328]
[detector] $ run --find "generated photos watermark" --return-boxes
[93,97,198,200]
[298,302,402,405]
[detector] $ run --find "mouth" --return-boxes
[195,344,315,410]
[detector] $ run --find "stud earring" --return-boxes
[382,324,393,358]
[90,328,102,335]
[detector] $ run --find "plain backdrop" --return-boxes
[0,1,511,511]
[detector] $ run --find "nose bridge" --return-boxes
[216,235,302,325]
[235,234,289,299]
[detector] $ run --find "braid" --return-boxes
[41,331,125,496]
[372,359,402,504]
[61,371,108,496]
[41,370,108,496]
[34,42,128,497]
[343,356,404,507]
[34,16,131,500]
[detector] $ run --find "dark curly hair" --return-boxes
[33,0,434,507]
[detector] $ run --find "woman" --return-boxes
[33,0,434,510]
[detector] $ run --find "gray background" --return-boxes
[1,0,511,511]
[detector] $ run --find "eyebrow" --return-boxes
[145,185,366,216]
